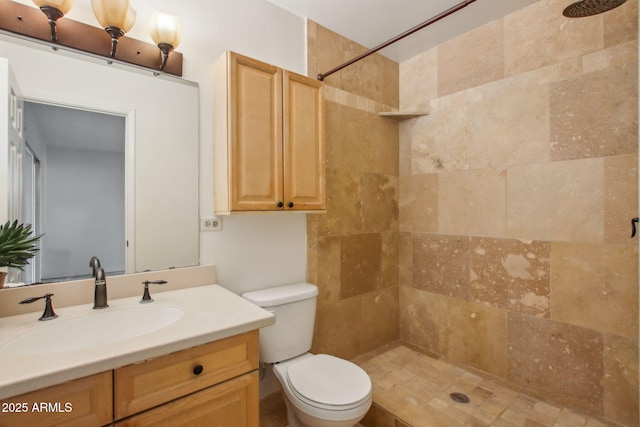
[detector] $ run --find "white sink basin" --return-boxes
[3,306,184,355]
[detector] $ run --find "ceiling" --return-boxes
[265,0,540,63]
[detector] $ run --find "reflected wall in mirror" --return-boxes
[0,35,199,287]
[23,102,126,283]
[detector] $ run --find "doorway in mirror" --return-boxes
[22,101,126,284]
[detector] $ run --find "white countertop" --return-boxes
[0,284,274,399]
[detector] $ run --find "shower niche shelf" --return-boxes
[378,111,429,120]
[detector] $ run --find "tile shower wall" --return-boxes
[306,21,401,360]
[398,0,638,425]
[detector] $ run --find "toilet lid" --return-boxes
[286,354,371,407]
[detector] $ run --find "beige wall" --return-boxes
[398,0,638,425]
[306,21,401,360]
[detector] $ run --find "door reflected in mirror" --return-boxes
[21,102,126,284]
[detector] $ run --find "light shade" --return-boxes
[148,11,182,49]
[33,0,74,15]
[91,0,136,33]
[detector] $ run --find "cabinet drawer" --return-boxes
[0,371,112,427]
[114,330,258,419]
[114,371,259,427]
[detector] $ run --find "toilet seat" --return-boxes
[286,354,371,411]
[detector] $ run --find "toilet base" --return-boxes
[280,390,369,427]
[272,354,372,427]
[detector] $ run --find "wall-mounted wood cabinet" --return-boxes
[213,51,325,214]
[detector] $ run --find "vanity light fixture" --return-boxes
[148,11,182,72]
[0,1,183,76]
[32,0,74,42]
[91,0,136,58]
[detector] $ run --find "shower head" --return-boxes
[563,0,627,17]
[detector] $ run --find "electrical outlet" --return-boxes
[201,216,222,231]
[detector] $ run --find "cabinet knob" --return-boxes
[277,201,283,208]
[288,202,294,208]
[193,365,204,376]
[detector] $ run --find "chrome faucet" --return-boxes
[93,267,109,309]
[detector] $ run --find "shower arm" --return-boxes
[316,0,477,81]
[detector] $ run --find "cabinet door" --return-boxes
[0,371,112,427]
[229,53,283,211]
[283,71,325,210]
[114,371,259,427]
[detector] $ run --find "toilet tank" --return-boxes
[242,283,318,363]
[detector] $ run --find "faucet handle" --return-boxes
[19,293,58,321]
[140,280,167,304]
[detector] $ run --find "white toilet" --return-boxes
[242,283,372,427]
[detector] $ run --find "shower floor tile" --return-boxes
[352,343,624,427]
[259,343,625,427]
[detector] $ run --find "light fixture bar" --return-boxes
[0,1,183,76]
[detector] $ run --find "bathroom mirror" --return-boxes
[0,35,199,286]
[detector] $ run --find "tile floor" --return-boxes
[260,343,627,427]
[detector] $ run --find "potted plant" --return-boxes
[0,220,42,288]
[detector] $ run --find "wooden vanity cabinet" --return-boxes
[113,330,258,422]
[114,372,258,427]
[213,51,325,214]
[0,371,112,427]
[1,331,259,427]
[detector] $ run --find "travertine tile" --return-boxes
[603,0,638,48]
[551,242,638,339]
[409,106,469,174]
[504,0,602,76]
[319,167,362,236]
[398,232,412,288]
[326,103,399,176]
[507,158,604,242]
[468,85,550,169]
[550,63,638,161]
[312,235,341,307]
[558,56,583,80]
[583,49,610,73]
[311,22,346,89]
[399,48,437,111]
[350,344,629,427]
[438,19,504,96]
[381,231,400,289]
[308,21,401,371]
[401,289,508,379]
[603,333,639,426]
[399,287,440,352]
[311,22,398,108]
[360,173,399,234]
[341,233,383,298]
[412,234,470,299]
[399,174,438,233]
[318,169,398,237]
[470,237,550,316]
[437,295,508,378]
[610,39,638,67]
[507,313,604,415]
[604,154,639,245]
[399,122,412,176]
[361,403,395,427]
[360,287,400,353]
[439,168,507,238]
